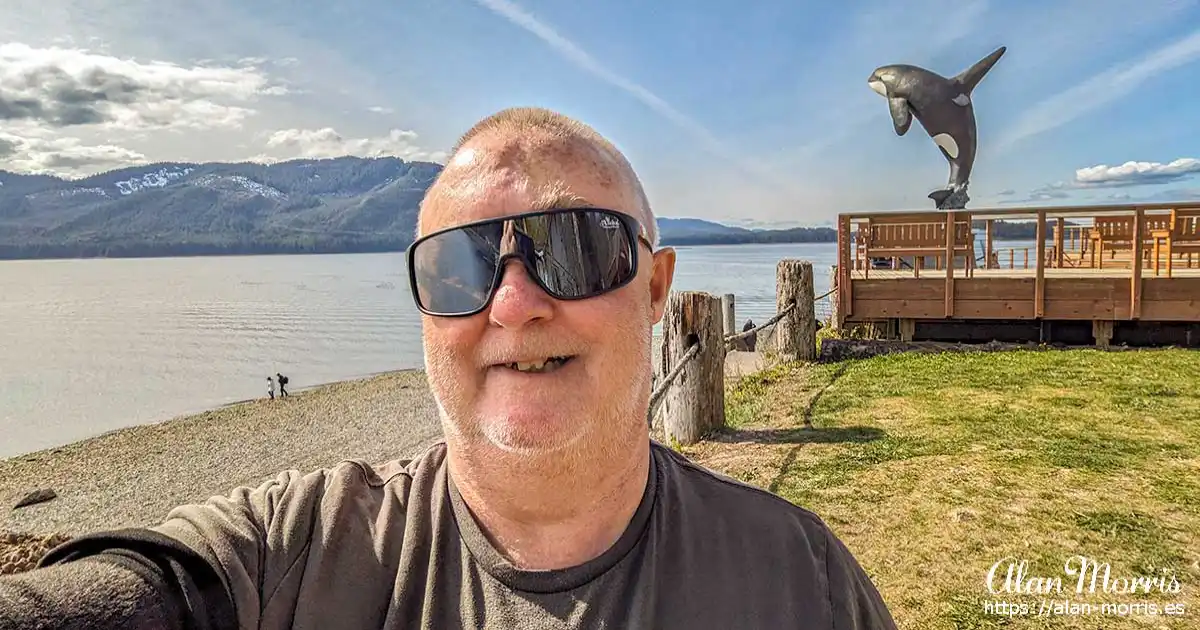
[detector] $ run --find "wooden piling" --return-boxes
[775,259,816,361]
[721,294,736,341]
[828,265,841,330]
[659,291,725,445]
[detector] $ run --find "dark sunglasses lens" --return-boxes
[516,210,635,300]
[411,224,503,314]
[412,210,637,314]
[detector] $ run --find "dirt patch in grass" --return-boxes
[684,349,1200,629]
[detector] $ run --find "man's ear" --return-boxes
[648,247,676,324]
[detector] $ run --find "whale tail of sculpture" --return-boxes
[929,187,970,209]
[953,46,1006,95]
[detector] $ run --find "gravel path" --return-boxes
[1,370,443,538]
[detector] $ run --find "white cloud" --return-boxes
[1075,158,1200,187]
[995,27,1200,153]
[0,42,286,131]
[0,130,147,175]
[262,127,447,162]
[0,39,442,176]
[1014,157,1200,200]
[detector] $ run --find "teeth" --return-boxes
[506,357,569,373]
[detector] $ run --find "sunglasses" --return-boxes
[406,207,654,317]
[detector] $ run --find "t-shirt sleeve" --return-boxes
[0,554,185,630]
[822,527,899,630]
[1,523,242,629]
[145,467,329,628]
[6,466,334,629]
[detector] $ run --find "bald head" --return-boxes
[419,107,658,246]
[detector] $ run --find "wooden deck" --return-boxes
[834,202,1200,345]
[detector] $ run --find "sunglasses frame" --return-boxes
[406,206,655,318]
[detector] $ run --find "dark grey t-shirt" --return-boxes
[6,440,897,629]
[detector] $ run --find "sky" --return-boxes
[2,0,1200,227]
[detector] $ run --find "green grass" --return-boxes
[685,349,1200,630]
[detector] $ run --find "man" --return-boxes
[0,107,897,629]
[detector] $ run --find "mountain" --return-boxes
[0,157,441,259]
[0,158,836,260]
[656,217,752,237]
[654,217,837,246]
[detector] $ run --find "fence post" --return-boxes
[776,259,816,361]
[721,294,736,340]
[828,265,841,330]
[659,291,725,446]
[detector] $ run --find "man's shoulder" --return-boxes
[304,440,450,501]
[651,441,836,543]
[154,441,450,533]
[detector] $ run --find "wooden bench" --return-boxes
[1088,215,1168,269]
[855,214,975,278]
[1150,208,1200,277]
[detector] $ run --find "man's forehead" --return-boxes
[419,134,636,232]
[454,131,621,180]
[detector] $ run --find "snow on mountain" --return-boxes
[25,187,109,201]
[113,167,195,196]
[191,174,286,200]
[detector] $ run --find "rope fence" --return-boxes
[647,341,701,420]
[723,302,796,347]
[648,259,829,445]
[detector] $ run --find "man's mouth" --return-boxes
[496,356,575,374]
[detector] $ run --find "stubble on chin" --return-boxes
[428,355,653,469]
[423,302,656,465]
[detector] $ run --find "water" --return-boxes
[0,242,837,459]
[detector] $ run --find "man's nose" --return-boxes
[488,259,554,328]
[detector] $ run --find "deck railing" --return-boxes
[835,201,1200,329]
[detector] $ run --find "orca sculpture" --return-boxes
[868,46,1006,209]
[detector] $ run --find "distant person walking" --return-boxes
[267,376,276,400]
[741,319,758,352]
[277,373,289,397]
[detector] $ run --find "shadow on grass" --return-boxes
[802,363,849,429]
[710,425,886,446]
[767,426,885,494]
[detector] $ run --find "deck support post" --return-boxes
[1131,207,1144,320]
[944,210,956,318]
[1035,210,1046,318]
[985,219,994,270]
[1093,320,1114,349]
[899,318,916,342]
[1055,217,1065,268]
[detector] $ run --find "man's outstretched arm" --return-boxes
[0,556,178,630]
[0,528,237,630]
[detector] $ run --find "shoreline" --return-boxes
[209,366,423,411]
[2,349,770,516]
[5,330,762,463]
[1,369,444,539]
[1,349,772,575]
